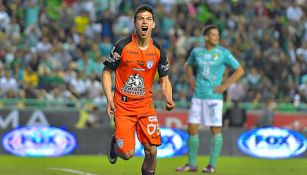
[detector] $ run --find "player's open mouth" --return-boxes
[140,26,148,36]
[141,26,148,32]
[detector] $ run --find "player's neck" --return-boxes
[205,43,215,51]
[136,35,150,50]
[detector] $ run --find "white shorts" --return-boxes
[188,98,223,126]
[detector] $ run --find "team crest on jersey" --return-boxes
[147,60,154,69]
[213,53,219,60]
[121,74,145,96]
[116,139,123,148]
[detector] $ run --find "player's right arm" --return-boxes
[102,40,123,118]
[102,67,115,118]
[101,35,129,117]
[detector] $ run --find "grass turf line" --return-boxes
[0,155,306,175]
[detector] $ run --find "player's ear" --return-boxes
[204,35,208,42]
[152,21,155,29]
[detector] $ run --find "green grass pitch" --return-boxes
[0,155,306,175]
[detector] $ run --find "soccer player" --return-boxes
[176,24,244,173]
[101,4,175,175]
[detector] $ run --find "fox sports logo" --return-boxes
[135,128,188,158]
[238,127,307,159]
[2,126,77,157]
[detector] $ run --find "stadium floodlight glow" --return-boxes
[238,126,307,159]
[135,128,188,158]
[2,126,77,157]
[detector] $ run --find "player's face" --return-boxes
[205,29,220,46]
[134,11,155,39]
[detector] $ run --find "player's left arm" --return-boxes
[214,49,245,93]
[214,65,244,93]
[159,75,175,111]
[157,46,175,111]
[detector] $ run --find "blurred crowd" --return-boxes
[0,0,307,107]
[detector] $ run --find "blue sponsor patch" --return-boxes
[238,126,307,159]
[2,126,77,157]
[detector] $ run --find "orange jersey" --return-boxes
[104,34,169,116]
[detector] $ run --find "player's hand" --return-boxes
[165,98,175,111]
[190,85,195,92]
[189,79,195,92]
[106,100,116,118]
[214,85,227,94]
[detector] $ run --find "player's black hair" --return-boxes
[134,4,155,22]
[202,24,218,36]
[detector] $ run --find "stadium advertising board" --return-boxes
[238,127,307,159]
[135,128,188,158]
[1,110,307,130]
[0,109,80,129]
[157,111,307,130]
[2,126,77,157]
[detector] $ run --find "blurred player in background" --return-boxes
[101,4,175,175]
[176,24,244,173]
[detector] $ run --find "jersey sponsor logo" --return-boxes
[125,60,134,64]
[133,68,145,71]
[146,52,158,57]
[2,126,77,157]
[208,103,218,108]
[147,123,156,135]
[147,60,154,69]
[149,116,158,122]
[137,60,145,67]
[121,95,128,102]
[161,64,169,71]
[127,50,139,55]
[238,127,307,159]
[204,54,211,59]
[121,74,145,96]
[147,123,160,135]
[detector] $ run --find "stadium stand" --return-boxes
[0,0,306,111]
